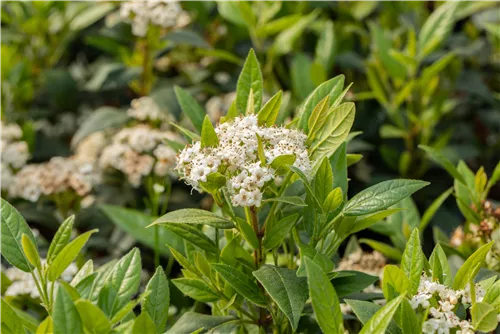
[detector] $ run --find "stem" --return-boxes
[469,280,476,307]
[263,171,293,228]
[154,225,160,268]
[165,253,174,277]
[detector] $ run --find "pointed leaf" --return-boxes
[172,278,219,302]
[358,294,405,334]
[429,244,451,286]
[201,115,219,148]
[150,209,234,229]
[258,91,282,126]
[75,299,111,334]
[213,264,266,306]
[53,285,83,334]
[132,313,157,334]
[142,266,170,333]
[236,49,262,114]
[47,215,74,263]
[453,241,494,290]
[174,86,205,133]
[401,229,424,294]
[21,234,40,270]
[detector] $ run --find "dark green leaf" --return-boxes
[401,229,424,294]
[165,312,236,334]
[213,264,266,306]
[142,267,170,333]
[174,86,205,133]
[150,209,234,229]
[53,285,83,334]
[236,49,262,114]
[172,278,219,302]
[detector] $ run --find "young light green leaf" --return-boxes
[174,86,205,133]
[304,257,343,334]
[359,239,402,261]
[270,154,296,175]
[453,241,494,290]
[315,20,335,70]
[419,145,466,184]
[213,264,266,306]
[344,179,429,216]
[142,266,170,333]
[382,265,410,301]
[273,10,319,57]
[263,214,299,250]
[110,291,150,324]
[48,229,98,281]
[236,49,262,114]
[314,157,333,204]
[36,316,54,334]
[53,285,83,334]
[150,209,234,229]
[1,198,37,272]
[172,278,219,302]
[309,102,356,161]
[258,90,282,126]
[162,224,218,254]
[201,115,219,149]
[358,294,405,334]
[47,215,74,264]
[471,302,498,332]
[253,265,308,331]
[307,96,331,144]
[21,234,41,270]
[132,312,157,334]
[323,187,343,215]
[429,244,451,286]
[345,299,401,334]
[75,299,112,334]
[170,123,201,142]
[168,246,200,275]
[165,312,236,334]
[71,260,94,287]
[401,229,424,295]
[108,248,142,315]
[256,133,266,165]
[419,188,453,232]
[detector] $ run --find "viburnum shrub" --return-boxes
[1,50,499,334]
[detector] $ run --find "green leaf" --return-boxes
[307,96,331,144]
[358,294,405,334]
[304,257,343,334]
[382,265,410,301]
[331,270,378,297]
[236,49,262,114]
[213,264,266,306]
[100,205,184,256]
[270,154,296,175]
[163,30,210,49]
[291,53,315,100]
[142,267,170,333]
[47,215,74,264]
[314,157,333,204]
[1,298,23,334]
[419,145,466,184]
[13,307,39,332]
[323,187,343,215]
[352,209,402,234]
[253,265,308,331]
[256,133,266,165]
[263,214,299,250]
[258,91,282,126]
[370,23,407,80]
[36,316,54,334]
[419,188,453,232]
[344,179,429,216]
[263,196,307,207]
[150,209,234,229]
[289,165,323,211]
[168,246,199,275]
[108,248,142,315]
[315,20,335,70]
[429,244,451,286]
[359,239,402,261]
[330,142,348,200]
[69,3,115,31]
[165,312,236,334]
[418,1,461,57]
[71,107,128,147]
[471,302,498,332]
[398,299,422,334]
[273,10,319,56]
[298,75,345,132]
[345,299,401,334]
[453,241,494,290]
[234,217,259,250]
[420,53,456,85]
[110,291,150,324]
[309,102,356,161]
[172,278,219,302]
[174,86,205,133]
[21,233,40,270]
[200,115,219,148]
[75,299,111,334]
[161,224,218,254]
[47,229,98,281]
[53,285,83,334]
[170,123,200,142]
[401,229,424,295]
[1,198,36,272]
[132,313,157,334]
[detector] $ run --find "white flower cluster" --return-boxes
[411,273,485,334]
[120,0,189,37]
[1,122,30,190]
[4,262,78,299]
[9,156,98,202]
[127,96,167,122]
[176,115,311,207]
[99,125,178,187]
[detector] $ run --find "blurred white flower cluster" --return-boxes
[1,122,30,190]
[411,273,484,334]
[205,92,236,123]
[9,156,98,202]
[120,0,190,37]
[4,262,78,299]
[337,250,386,278]
[99,124,179,187]
[176,115,311,207]
[127,96,167,122]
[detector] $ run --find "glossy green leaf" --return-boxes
[234,217,259,250]
[253,265,308,331]
[429,244,451,286]
[165,312,235,334]
[47,215,74,264]
[213,264,266,306]
[471,302,497,332]
[323,187,343,215]
[258,90,282,126]
[344,179,429,216]
[150,208,234,229]
[398,299,421,334]
[331,270,378,297]
[53,285,83,334]
[108,248,142,315]
[401,229,424,295]
[352,209,402,234]
[345,299,401,334]
[236,49,262,114]
[172,278,219,302]
[263,214,299,250]
[142,266,170,333]
[174,86,205,133]
[453,241,494,290]
[75,299,111,334]
[358,294,405,334]
[48,229,98,281]
[314,157,333,204]
[289,165,323,211]
[132,312,156,334]
[304,257,343,333]
[382,265,410,301]
[296,243,334,277]
[270,154,296,175]
[1,198,37,272]
[36,316,54,334]
[307,96,331,144]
